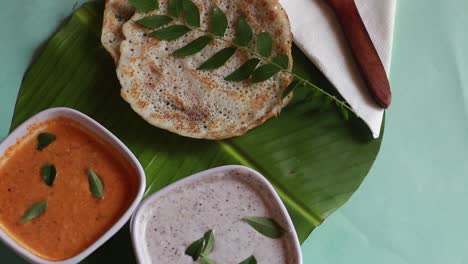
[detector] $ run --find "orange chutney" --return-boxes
[0,117,139,261]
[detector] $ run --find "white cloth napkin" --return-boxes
[278,0,397,138]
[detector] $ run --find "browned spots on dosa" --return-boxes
[189,68,249,98]
[171,95,186,111]
[190,68,217,91]
[137,100,148,109]
[237,49,251,62]
[251,94,268,110]
[153,111,203,135]
[129,83,141,98]
[122,66,135,78]
[145,37,161,48]
[149,62,161,76]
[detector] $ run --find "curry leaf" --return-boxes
[202,230,215,255]
[282,79,303,99]
[200,256,216,264]
[20,200,47,224]
[224,58,260,81]
[128,0,159,13]
[137,15,173,28]
[337,103,350,121]
[272,54,289,69]
[252,64,281,83]
[168,0,183,17]
[149,25,191,40]
[37,132,56,151]
[251,54,290,82]
[88,168,104,199]
[211,5,228,37]
[239,255,257,264]
[242,216,285,238]
[198,47,237,70]
[173,35,213,56]
[182,0,200,27]
[185,237,205,261]
[257,32,273,58]
[234,17,253,47]
[41,164,57,186]
[185,229,215,260]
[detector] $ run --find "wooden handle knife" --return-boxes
[326,0,392,108]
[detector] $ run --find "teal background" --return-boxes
[1,0,467,263]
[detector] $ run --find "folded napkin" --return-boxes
[278,0,397,138]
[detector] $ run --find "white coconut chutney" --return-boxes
[134,168,299,263]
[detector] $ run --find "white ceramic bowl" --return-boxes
[0,107,146,264]
[130,165,303,264]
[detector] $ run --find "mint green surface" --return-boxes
[1,0,467,263]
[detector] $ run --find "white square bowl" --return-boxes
[0,107,146,264]
[130,165,302,264]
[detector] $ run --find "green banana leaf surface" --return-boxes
[10,2,382,263]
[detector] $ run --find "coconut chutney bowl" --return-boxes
[130,165,302,264]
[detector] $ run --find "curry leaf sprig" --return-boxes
[129,0,355,119]
[136,2,289,83]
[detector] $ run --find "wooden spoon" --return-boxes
[325,0,392,108]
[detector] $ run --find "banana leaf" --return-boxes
[9,2,382,263]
